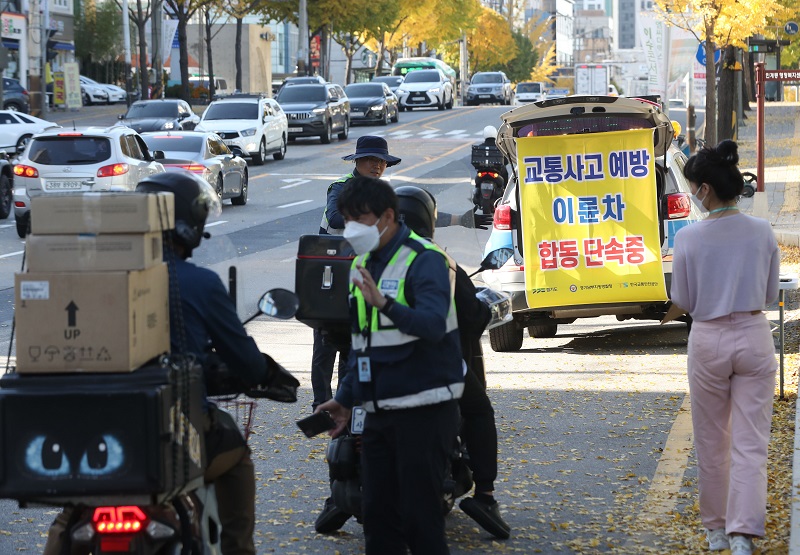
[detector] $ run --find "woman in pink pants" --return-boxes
[671,139,780,555]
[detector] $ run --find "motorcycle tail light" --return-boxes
[93,506,148,534]
[478,171,499,179]
[667,192,691,219]
[493,204,511,230]
[14,164,38,178]
[97,163,130,177]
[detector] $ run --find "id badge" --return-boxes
[357,356,372,382]
[351,406,367,435]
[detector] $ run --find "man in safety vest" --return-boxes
[316,176,464,555]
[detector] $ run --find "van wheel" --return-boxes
[252,138,266,165]
[273,135,287,160]
[489,322,523,352]
[527,323,558,338]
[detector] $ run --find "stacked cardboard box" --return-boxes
[14,192,176,373]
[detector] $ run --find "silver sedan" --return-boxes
[141,131,249,206]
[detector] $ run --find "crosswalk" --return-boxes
[366,128,483,140]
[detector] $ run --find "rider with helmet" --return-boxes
[395,185,511,540]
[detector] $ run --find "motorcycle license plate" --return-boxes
[481,182,494,191]
[350,406,366,435]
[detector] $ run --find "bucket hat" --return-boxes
[342,135,401,167]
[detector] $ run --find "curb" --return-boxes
[777,231,800,248]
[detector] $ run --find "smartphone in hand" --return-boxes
[296,411,336,438]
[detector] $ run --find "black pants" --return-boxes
[310,329,347,409]
[361,400,459,555]
[459,369,497,494]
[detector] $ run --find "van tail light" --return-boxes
[97,163,129,177]
[477,171,499,179]
[666,192,691,219]
[165,163,205,173]
[93,506,148,534]
[14,164,38,178]
[493,204,512,230]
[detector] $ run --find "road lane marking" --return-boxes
[280,178,311,189]
[278,200,313,208]
[0,250,24,259]
[0,224,13,229]
[205,221,227,228]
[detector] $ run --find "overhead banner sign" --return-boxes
[517,129,667,309]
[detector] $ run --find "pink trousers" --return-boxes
[688,311,776,536]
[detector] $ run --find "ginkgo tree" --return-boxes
[654,0,785,144]
[464,6,518,73]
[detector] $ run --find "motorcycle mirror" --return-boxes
[258,288,300,320]
[469,248,514,277]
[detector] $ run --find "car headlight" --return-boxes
[428,87,441,93]
[312,107,326,114]
[162,121,175,130]
[369,105,383,112]
[397,88,408,95]
[240,127,257,136]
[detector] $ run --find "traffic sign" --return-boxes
[785,21,799,35]
[695,41,721,66]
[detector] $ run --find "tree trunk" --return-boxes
[235,17,243,91]
[742,49,753,108]
[179,18,190,101]
[205,10,215,99]
[136,19,149,99]
[717,45,735,141]
[374,32,385,76]
[704,30,717,146]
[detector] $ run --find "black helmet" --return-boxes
[395,185,437,239]
[136,171,220,251]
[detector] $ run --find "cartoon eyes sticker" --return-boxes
[24,434,125,478]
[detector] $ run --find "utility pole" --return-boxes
[459,31,468,106]
[152,0,161,99]
[297,0,308,75]
[122,0,132,106]
[40,0,48,117]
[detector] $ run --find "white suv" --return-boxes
[196,94,288,165]
[12,125,165,238]
[395,69,454,111]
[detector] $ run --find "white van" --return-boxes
[188,76,231,97]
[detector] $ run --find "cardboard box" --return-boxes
[31,192,175,234]
[26,232,163,272]
[14,264,170,373]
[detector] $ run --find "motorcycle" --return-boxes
[471,142,508,215]
[2,286,299,555]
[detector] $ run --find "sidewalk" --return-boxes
[733,103,800,554]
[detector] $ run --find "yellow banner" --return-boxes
[518,128,667,308]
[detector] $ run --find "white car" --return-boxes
[81,81,109,105]
[80,76,126,103]
[0,111,60,154]
[196,94,288,165]
[12,125,165,238]
[395,69,454,111]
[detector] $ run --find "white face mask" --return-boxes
[691,185,709,214]
[343,217,387,255]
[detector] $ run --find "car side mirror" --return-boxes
[229,145,245,157]
[118,114,124,120]
[151,150,165,160]
[178,113,188,120]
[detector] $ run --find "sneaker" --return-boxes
[314,497,350,534]
[729,535,754,555]
[706,528,729,551]
[459,497,511,540]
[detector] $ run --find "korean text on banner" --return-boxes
[517,128,668,309]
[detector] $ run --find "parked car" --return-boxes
[119,99,201,134]
[3,78,30,113]
[514,81,548,105]
[395,69,454,111]
[12,125,166,238]
[480,95,704,351]
[81,81,109,105]
[465,71,513,106]
[371,75,404,94]
[141,130,249,205]
[344,82,399,125]
[0,111,59,154]
[80,76,126,103]
[275,83,349,144]
[196,94,288,164]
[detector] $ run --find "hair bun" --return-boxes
[715,139,739,165]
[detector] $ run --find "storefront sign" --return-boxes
[1,12,25,40]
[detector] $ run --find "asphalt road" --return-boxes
[0,102,705,553]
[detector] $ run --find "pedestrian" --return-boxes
[670,139,780,555]
[313,136,402,530]
[396,185,511,540]
[316,176,464,554]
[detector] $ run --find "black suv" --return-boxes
[275,83,350,144]
[3,78,30,113]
